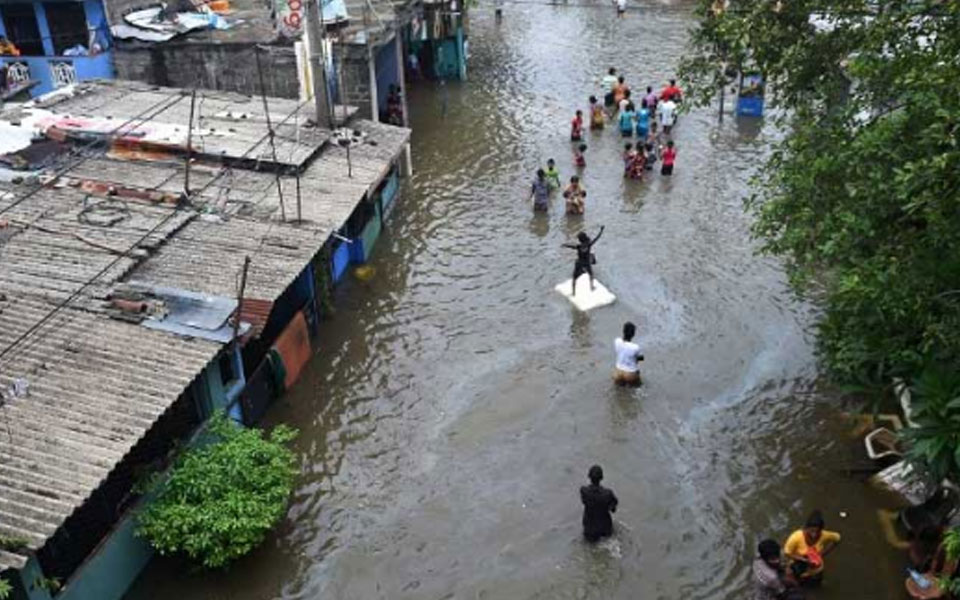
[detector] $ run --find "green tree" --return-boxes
[682,4,960,586]
[137,415,298,569]
[681,1,960,382]
[0,577,12,600]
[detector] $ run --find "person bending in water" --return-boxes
[564,225,604,295]
[581,465,618,542]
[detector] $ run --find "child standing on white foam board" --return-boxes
[563,225,605,296]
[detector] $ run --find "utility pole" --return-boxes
[305,0,334,128]
[364,2,379,122]
[233,256,251,343]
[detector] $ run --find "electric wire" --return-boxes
[0,95,315,367]
[0,90,189,217]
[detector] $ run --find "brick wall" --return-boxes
[112,43,301,99]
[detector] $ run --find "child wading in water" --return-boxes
[623,143,643,179]
[571,110,584,141]
[644,142,657,171]
[545,158,561,189]
[563,225,605,296]
[629,147,645,179]
[574,143,587,167]
[623,143,636,176]
[661,140,677,175]
[589,96,605,129]
[563,175,587,215]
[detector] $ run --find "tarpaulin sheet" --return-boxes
[272,311,311,390]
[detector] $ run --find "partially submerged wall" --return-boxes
[112,43,300,99]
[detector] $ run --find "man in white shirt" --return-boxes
[658,98,677,135]
[614,321,644,386]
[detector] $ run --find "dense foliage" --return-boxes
[944,528,960,594]
[137,416,298,569]
[0,577,11,600]
[680,0,960,385]
[902,366,960,483]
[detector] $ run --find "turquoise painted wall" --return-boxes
[349,202,382,264]
[56,510,153,600]
[431,28,466,81]
[10,556,50,600]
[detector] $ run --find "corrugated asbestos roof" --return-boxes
[0,183,217,571]
[0,80,410,572]
[0,297,220,566]
[132,217,327,300]
[250,119,412,230]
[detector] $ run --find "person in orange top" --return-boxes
[784,509,841,585]
[0,36,21,57]
[613,75,629,107]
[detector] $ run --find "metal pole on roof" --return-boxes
[233,255,251,344]
[295,171,302,222]
[255,46,288,222]
[305,0,335,129]
[184,89,197,195]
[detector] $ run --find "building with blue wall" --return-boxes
[0,0,113,98]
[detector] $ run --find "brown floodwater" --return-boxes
[126,2,912,598]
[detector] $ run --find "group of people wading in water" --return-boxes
[579,471,845,600]
[529,68,682,218]
[528,68,684,313]
[558,72,841,600]
[541,69,679,547]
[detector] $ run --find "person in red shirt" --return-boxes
[571,110,584,141]
[660,78,683,103]
[661,140,677,176]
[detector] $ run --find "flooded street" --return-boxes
[128,2,909,598]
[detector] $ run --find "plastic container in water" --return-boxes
[908,568,932,590]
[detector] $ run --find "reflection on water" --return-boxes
[125,2,909,599]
